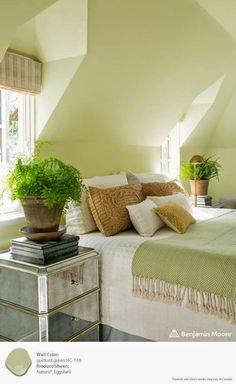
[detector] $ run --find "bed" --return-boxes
[78,207,236,342]
[67,172,236,341]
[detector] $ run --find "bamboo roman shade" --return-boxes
[0,51,42,94]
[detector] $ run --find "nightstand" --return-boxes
[208,201,224,208]
[192,201,224,208]
[0,246,100,342]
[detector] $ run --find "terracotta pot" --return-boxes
[22,197,63,233]
[190,180,209,196]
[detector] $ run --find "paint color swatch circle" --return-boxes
[5,348,32,376]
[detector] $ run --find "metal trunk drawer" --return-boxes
[0,304,39,341]
[0,267,38,311]
[0,250,98,312]
[71,325,99,342]
[0,291,99,342]
[48,257,98,310]
[47,291,100,341]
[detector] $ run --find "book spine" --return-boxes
[11,236,80,250]
[11,241,79,255]
[11,249,79,265]
[11,245,78,258]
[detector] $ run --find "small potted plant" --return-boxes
[180,155,222,195]
[7,147,84,235]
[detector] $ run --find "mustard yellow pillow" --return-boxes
[153,201,196,234]
[142,181,187,198]
[88,185,140,236]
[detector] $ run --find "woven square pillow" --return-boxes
[126,199,164,237]
[142,181,186,198]
[148,193,192,213]
[88,185,140,236]
[66,173,128,235]
[154,201,196,234]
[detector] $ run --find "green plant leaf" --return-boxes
[180,155,223,181]
[7,156,84,210]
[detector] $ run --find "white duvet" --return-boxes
[79,208,236,341]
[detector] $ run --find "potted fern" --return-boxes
[180,155,222,195]
[7,149,84,235]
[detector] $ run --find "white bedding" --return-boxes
[79,208,236,341]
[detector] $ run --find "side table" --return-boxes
[0,246,100,342]
[192,201,224,208]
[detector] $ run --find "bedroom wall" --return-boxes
[207,88,236,199]
[39,0,236,178]
[0,0,57,61]
[181,70,236,199]
[2,0,236,249]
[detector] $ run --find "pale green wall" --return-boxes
[39,0,236,178]
[35,0,87,62]
[36,56,85,136]
[207,89,236,198]
[0,0,58,60]
[2,0,236,250]
[0,223,25,250]
[182,71,236,199]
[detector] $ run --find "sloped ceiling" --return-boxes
[181,70,236,149]
[9,0,88,135]
[39,0,236,148]
[35,0,87,62]
[196,0,236,41]
[182,1,236,151]
[0,0,58,60]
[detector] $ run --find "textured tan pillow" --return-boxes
[142,181,186,198]
[66,173,128,234]
[153,201,196,234]
[88,185,140,236]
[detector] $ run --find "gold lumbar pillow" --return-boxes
[153,201,196,234]
[142,181,187,198]
[88,185,140,236]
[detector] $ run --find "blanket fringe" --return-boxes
[132,276,236,322]
[186,288,236,322]
[132,276,185,305]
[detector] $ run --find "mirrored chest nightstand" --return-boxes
[0,246,100,342]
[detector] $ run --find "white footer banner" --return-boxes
[0,342,235,383]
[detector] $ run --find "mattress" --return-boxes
[79,208,236,341]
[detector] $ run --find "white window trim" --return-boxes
[0,210,25,228]
[160,123,181,179]
[0,89,35,218]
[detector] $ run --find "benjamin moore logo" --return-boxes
[168,329,180,338]
[168,329,232,339]
[5,348,32,376]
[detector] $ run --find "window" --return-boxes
[0,89,34,214]
[160,123,180,179]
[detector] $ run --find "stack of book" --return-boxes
[190,194,212,206]
[11,234,80,265]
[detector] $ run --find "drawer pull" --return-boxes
[60,265,84,285]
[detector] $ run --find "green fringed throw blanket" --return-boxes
[132,210,236,322]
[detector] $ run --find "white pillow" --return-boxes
[147,193,192,213]
[126,199,164,237]
[66,173,128,234]
[126,171,169,184]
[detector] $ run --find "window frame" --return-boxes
[0,88,35,215]
[160,123,181,179]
